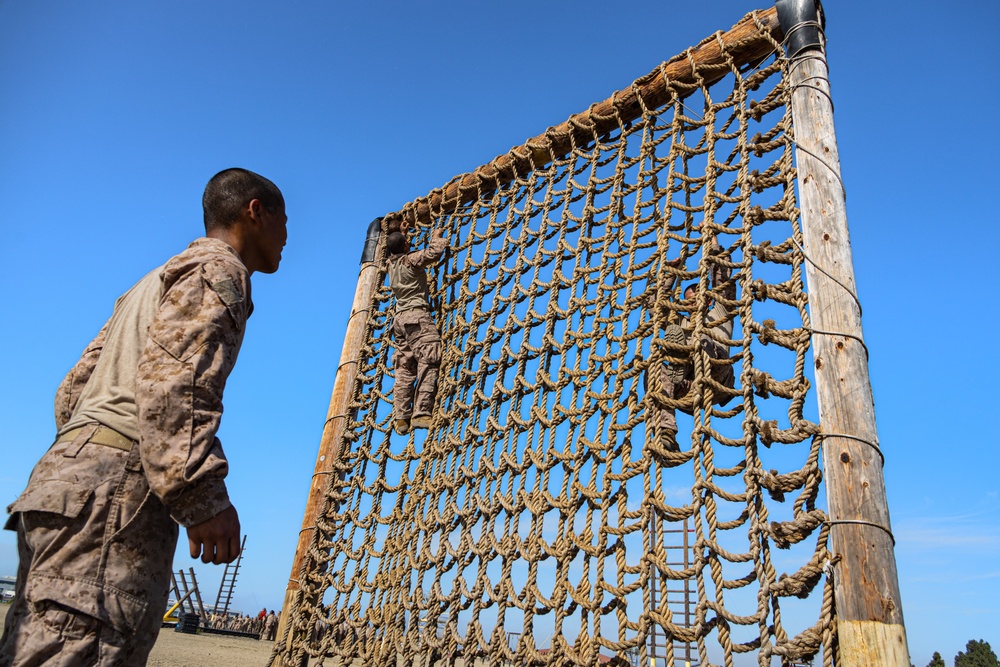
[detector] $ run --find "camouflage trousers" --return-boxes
[392,308,442,422]
[0,433,178,666]
[648,324,735,438]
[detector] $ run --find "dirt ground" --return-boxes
[146,625,276,667]
[0,603,276,667]
[149,629,465,667]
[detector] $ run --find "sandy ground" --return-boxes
[146,625,276,667]
[0,603,276,666]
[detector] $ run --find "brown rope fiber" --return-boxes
[271,8,835,667]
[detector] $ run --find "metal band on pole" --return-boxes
[779,1,910,664]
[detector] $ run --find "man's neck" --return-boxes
[207,228,254,274]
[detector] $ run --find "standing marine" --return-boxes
[0,168,288,666]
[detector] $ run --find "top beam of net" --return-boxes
[398,7,782,227]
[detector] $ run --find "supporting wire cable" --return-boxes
[791,238,863,317]
[807,327,870,360]
[782,48,847,202]
[826,519,895,546]
[786,131,847,202]
[787,72,835,108]
[816,431,884,468]
[781,20,826,53]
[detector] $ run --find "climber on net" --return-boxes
[647,234,737,452]
[385,219,447,435]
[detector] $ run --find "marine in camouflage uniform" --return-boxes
[385,228,447,434]
[263,611,278,641]
[649,238,737,451]
[0,168,288,666]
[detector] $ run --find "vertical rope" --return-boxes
[270,10,835,667]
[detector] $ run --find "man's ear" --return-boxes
[247,198,263,223]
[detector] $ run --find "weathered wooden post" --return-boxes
[777,0,910,664]
[274,218,384,654]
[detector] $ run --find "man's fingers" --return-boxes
[209,535,227,564]
[228,535,242,563]
[200,534,240,565]
[218,536,235,564]
[186,505,241,565]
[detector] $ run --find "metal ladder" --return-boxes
[213,535,248,616]
[648,516,699,667]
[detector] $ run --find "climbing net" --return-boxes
[274,8,836,667]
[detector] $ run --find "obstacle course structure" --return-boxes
[272,2,907,665]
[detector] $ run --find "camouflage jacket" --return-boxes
[680,245,737,346]
[386,234,447,314]
[44,237,252,527]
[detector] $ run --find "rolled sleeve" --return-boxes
[403,235,447,269]
[135,254,251,527]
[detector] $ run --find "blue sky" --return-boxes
[1,1,997,665]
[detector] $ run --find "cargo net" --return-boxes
[272,10,835,667]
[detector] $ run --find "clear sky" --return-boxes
[1,1,997,665]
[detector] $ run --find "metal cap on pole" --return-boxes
[776,0,825,56]
[778,2,910,665]
[361,217,383,264]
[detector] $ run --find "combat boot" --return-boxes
[662,323,689,385]
[410,415,433,429]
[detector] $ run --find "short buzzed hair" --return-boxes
[203,168,283,232]
[385,232,408,256]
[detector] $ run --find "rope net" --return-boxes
[273,9,835,667]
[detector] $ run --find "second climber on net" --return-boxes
[647,234,737,453]
[385,219,447,436]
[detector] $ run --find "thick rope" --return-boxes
[270,10,836,667]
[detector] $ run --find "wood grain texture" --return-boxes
[789,50,910,666]
[839,621,910,667]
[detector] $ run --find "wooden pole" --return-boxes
[398,7,784,227]
[188,568,207,619]
[785,17,911,667]
[177,570,195,615]
[275,221,384,649]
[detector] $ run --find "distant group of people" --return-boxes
[311,610,357,646]
[209,608,279,640]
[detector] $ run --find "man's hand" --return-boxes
[187,505,241,565]
[431,228,445,241]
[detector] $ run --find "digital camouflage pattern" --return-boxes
[1,238,252,666]
[391,310,442,422]
[387,235,446,423]
[649,250,737,442]
[385,234,446,314]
